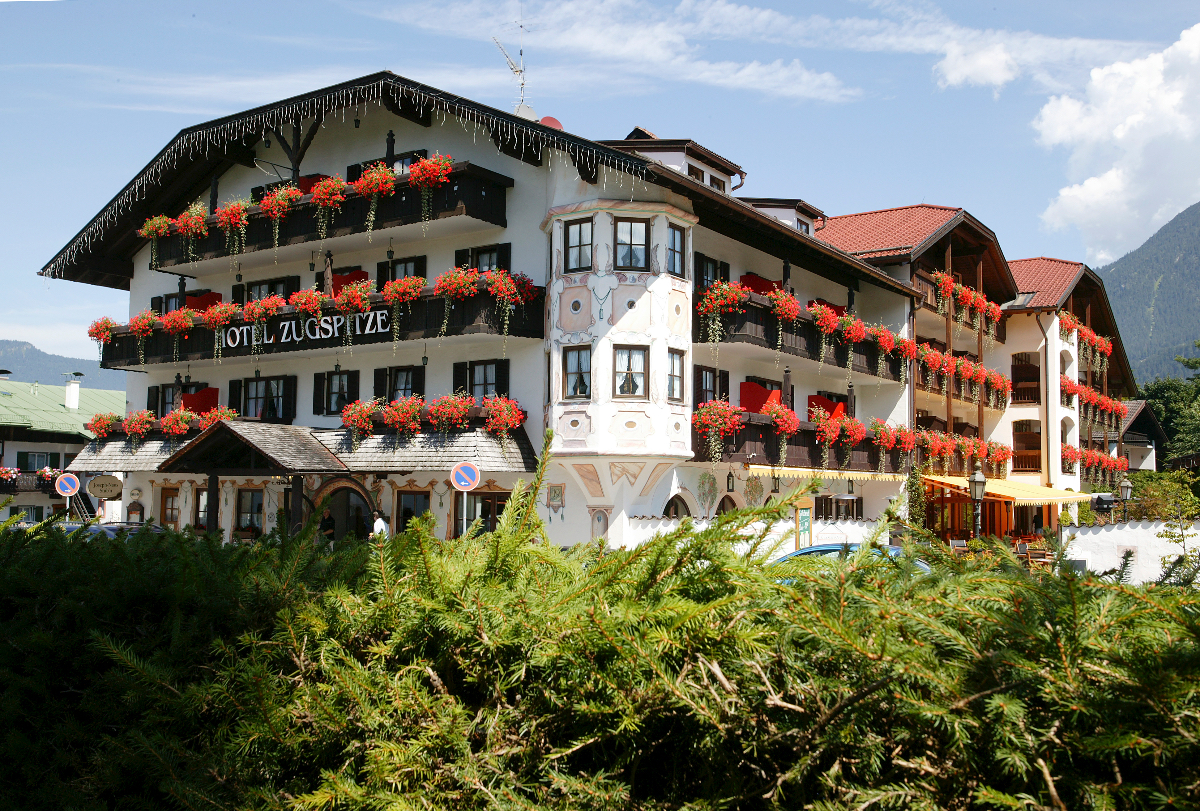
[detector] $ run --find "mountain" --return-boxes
[0,340,126,390]
[1098,200,1200,385]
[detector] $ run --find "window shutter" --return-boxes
[376,261,391,292]
[414,255,427,278]
[718,370,730,401]
[373,368,389,399]
[693,365,703,407]
[150,295,163,314]
[347,370,360,403]
[497,243,512,271]
[282,376,297,420]
[412,365,426,396]
[693,252,707,290]
[454,248,470,269]
[49,453,61,469]
[147,385,160,416]
[313,373,326,415]
[16,452,28,471]
[495,359,510,398]
[65,453,75,469]
[855,497,863,520]
[719,261,730,283]
[231,284,245,305]
[453,362,469,395]
[228,379,242,414]
[314,271,325,293]
[284,276,301,298]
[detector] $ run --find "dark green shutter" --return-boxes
[65,453,75,469]
[228,379,242,414]
[16,452,28,471]
[452,362,468,395]
[347,370,360,403]
[150,295,163,314]
[314,271,325,292]
[282,376,297,420]
[497,243,512,271]
[719,261,730,283]
[494,360,510,398]
[284,276,301,298]
[48,453,60,468]
[231,284,245,305]
[313,373,326,415]
[376,261,391,292]
[414,255,427,278]
[147,385,160,416]
[718,371,730,401]
[694,252,707,291]
[373,368,389,399]
[454,248,470,269]
[411,365,425,396]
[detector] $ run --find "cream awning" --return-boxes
[745,465,908,483]
[923,475,1092,506]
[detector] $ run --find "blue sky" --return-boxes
[2,0,1199,358]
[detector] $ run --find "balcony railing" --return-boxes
[693,294,903,382]
[692,413,907,474]
[1012,450,1042,473]
[153,162,513,269]
[101,287,545,369]
[1060,391,1074,408]
[914,372,1008,410]
[0,473,60,495]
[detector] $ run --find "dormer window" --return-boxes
[797,221,811,235]
[709,176,726,193]
[687,164,704,182]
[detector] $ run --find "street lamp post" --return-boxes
[1119,476,1133,522]
[969,460,987,538]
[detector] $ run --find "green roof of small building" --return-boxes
[0,380,126,439]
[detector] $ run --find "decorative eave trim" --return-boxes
[539,199,700,232]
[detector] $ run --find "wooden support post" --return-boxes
[206,473,219,535]
[782,366,792,410]
[944,241,954,433]
[290,474,304,534]
[385,130,395,164]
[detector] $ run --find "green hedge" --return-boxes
[2,455,1198,809]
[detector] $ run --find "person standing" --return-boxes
[372,509,389,539]
[319,507,336,545]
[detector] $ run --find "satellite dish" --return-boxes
[514,103,538,121]
[540,116,563,130]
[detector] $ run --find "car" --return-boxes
[58,521,168,539]
[776,542,931,573]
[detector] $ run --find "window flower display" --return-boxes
[259,184,302,261]
[762,400,799,465]
[351,161,397,240]
[173,202,208,264]
[381,396,424,441]
[694,399,745,468]
[381,276,425,351]
[137,215,172,269]
[433,266,480,338]
[428,393,475,433]
[201,302,242,363]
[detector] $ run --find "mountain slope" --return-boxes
[1098,200,1200,384]
[0,340,126,390]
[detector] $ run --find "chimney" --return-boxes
[65,380,80,410]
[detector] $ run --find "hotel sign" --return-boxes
[220,309,394,353]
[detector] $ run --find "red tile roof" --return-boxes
[815,204,961,260]
[1008,257,1084,308]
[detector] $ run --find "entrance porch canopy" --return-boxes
[923,475,1091,506]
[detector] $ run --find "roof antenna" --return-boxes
[494,19,536,121]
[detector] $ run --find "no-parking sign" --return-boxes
[54,473,80,497]
[450,461,481,492]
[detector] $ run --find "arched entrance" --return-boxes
[315,484,374,542]
[664,494,690,518]
[716,495,738,515]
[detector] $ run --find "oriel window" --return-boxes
[565,219,592,272]
[666,224,685,277]
[614,346,647,398]
[615,219,649,270]
[667,350,685,402]
[563,346,591,399]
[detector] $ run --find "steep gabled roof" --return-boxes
[1008,257,1086,308]
[815,204,962,260]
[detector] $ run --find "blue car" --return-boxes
[776,543,931,573]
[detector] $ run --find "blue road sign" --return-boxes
[451,461,481,492]
[55,472,81,497]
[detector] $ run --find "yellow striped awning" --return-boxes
[923,475,1092,506]
[744,465,908,483]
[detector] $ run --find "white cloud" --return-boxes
[1037,24,1200,264]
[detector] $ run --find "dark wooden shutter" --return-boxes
[495,360,510,397]
[373,368,389,399]
[411,365,426,396]
[414,255,427,279]
[347,370,360,403]
[150,295,163,314]
[693,365,704,407]
[497,243,512,271]
[718,371,730,401]
[231,284,245,305]
[48,453,60,468]
[16,451,28,471]
[454,248,470,269]
[314,271,325,292]
[694,252,707,291]
[282,376,297,420]
[228,379,242,414]
[453,362,469,395]
[719,261,730,283]
[284,276,301,298]
[146,385,160,416]
[313,373,326,415]
[855,497,864,520]
[376,261,391,292]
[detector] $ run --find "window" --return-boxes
[245,377,286,420]
[390,367,421,401]
[687,164,704,182]
[194,488,207,528]
[160,488,180,529]
[457,491,509,536]
[565,219,592,272]
[472,361,498,401]
[697,366,716,405]
[664,495,690,518]
[667,350,685,402]
[797,221,811,235]
[9,506,43,522]
[698,255,719,288]
[474,246,500,271]
[391,257,420,279]
[163,292,185,313]
[614,219,649,270]
[247,278,289,301]
[159,382,205,415]
[22,452,50,471]
[395,492,430,533]
[746,376,781,392]
[325,372,351,415]
[563,346,592,399]
[613,346,648,398]
[391,149,426,175]
[237,489,263,533]
[709,176,726,193]
[666,224,685,277]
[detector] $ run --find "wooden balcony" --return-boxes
[693,294,903,382]
[0,473,60,494]
[1012,450,1042,473]
[914,372,1008,410]
[152,162,513,269]
[100,287,545,369]
[692,413,907,474]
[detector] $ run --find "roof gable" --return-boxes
[815,205,961,260]
[1008,257,1085,308]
